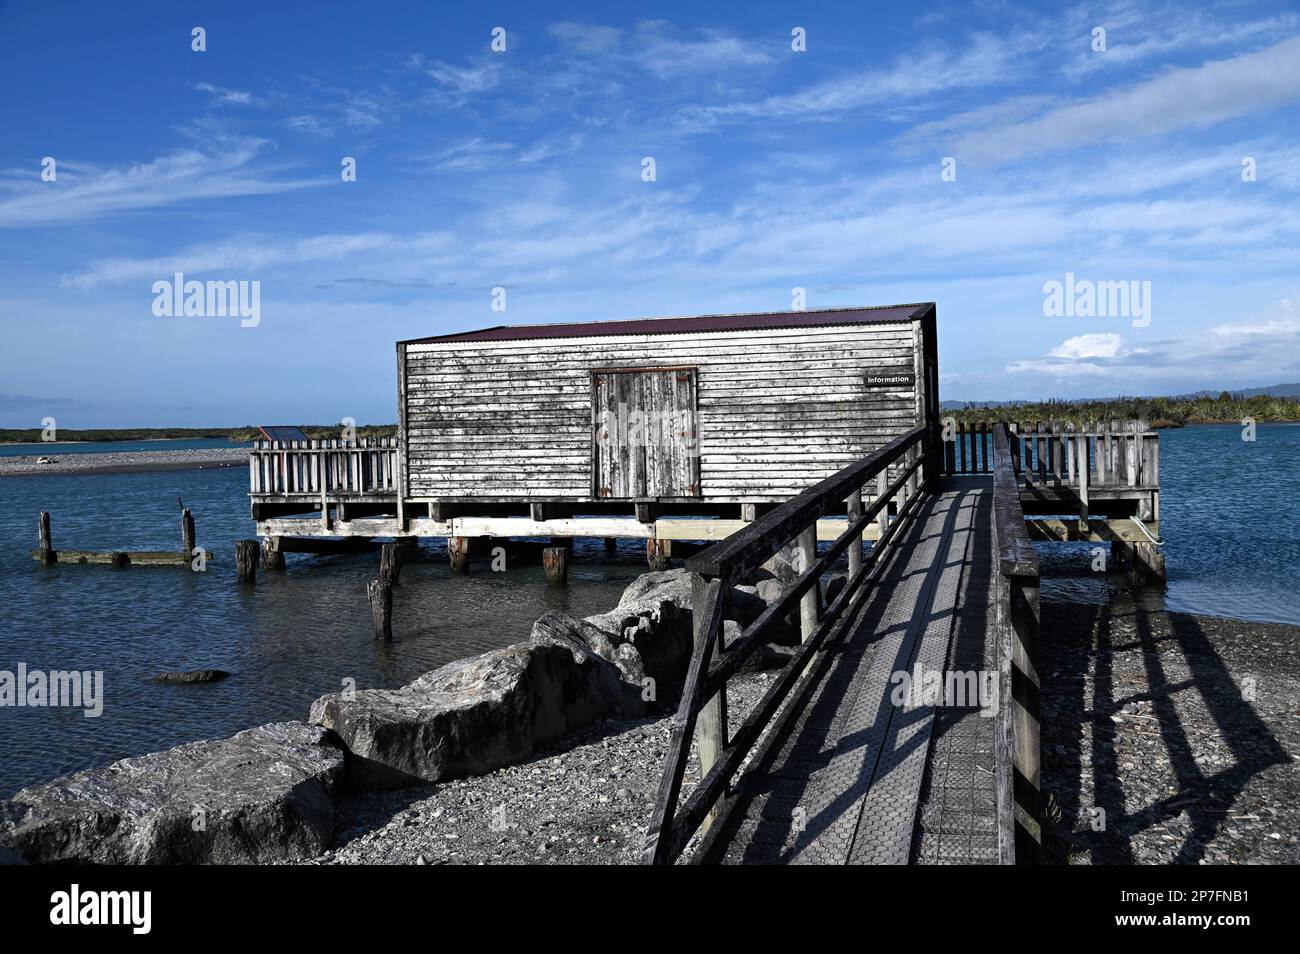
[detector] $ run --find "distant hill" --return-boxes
[942,383,1300,409]
[1232,382,1300,398]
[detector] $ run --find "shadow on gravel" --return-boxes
[1043,597,1290,864]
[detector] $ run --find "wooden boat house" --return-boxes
[400,303,940,510]
[249,303,943,561]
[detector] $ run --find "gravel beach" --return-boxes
[299,673,770,865]
[304,601,1298,866]
[1040,597,1299,865]
[0,448,246,478]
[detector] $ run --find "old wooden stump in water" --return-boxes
[181,508,196,560]
[448,536,470,574]
[38,511,54,565]
[646,538,671,571]
[367,578,393,639]
[379,542,403,584]
[235,540,260,583]
[261,536,286,571]
[542,546,568,586]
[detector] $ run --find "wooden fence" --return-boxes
[990,423,1041,863]
[641,426,934,864]
[248,438,399,497]
[946,420,1158,489]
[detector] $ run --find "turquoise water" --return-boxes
[0,423,1296,797]
[0,438,247,457]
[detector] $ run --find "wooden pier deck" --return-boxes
[696,481,995,863]
[641,424,1046,865]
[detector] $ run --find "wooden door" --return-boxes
[593,369,699,498]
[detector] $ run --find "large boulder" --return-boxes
[584,569,696,686]
[754,578,801,645]
[309,632,637,788]
[0,722,343,865]
[617,568,693,609]
[761,544,806,585]
[583,568,800,681]
[531,612,646,688]
[729,584,768,628]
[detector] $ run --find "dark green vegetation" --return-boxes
[948,393,1300,428]
[0,425,398,444]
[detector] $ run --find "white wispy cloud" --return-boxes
[679,31,1035,127]
[63,232,420,288]
[1062,3,1298,79]
[1048,332,1127,359]
[547,21,623,54]
[426,59,503,95]
[193,82,261,106]
[952,35,1300,162]
[0,137,323,229]
[547,19,772,74]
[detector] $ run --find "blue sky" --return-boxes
[1,0,1298,427]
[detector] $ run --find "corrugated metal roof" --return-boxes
[400,303,933,345]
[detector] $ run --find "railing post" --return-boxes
[847,488,863,577]
[876,469,889,539]
[693,571,728,830]
[906,443,919,498]
[796,524,819,643]
[1078,432,1090,533]
[1010,573,1041,862]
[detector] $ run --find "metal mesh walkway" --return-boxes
[702,482,994,865]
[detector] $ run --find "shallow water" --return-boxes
[0,423,1296,796]
[0,465,645,796]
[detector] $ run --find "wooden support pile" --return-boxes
[235,540,260,582]
[367,578,393,640]
[542,547,568,586]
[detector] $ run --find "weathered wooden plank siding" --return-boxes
[403,322,923,501]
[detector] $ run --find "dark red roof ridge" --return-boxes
[400,302,933,345]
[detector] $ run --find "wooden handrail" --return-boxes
[990,423,1041,864]
[642,426,931,865]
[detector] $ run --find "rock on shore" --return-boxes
[0,722,343,864]
[309,629,643,787]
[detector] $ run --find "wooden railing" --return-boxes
[990,423,1041,864]
[248,438,399,497]
[641,426,935,865]
[946,420,1158,490]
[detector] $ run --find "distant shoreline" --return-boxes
[0,448,247,478]
[0,425,397,445]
